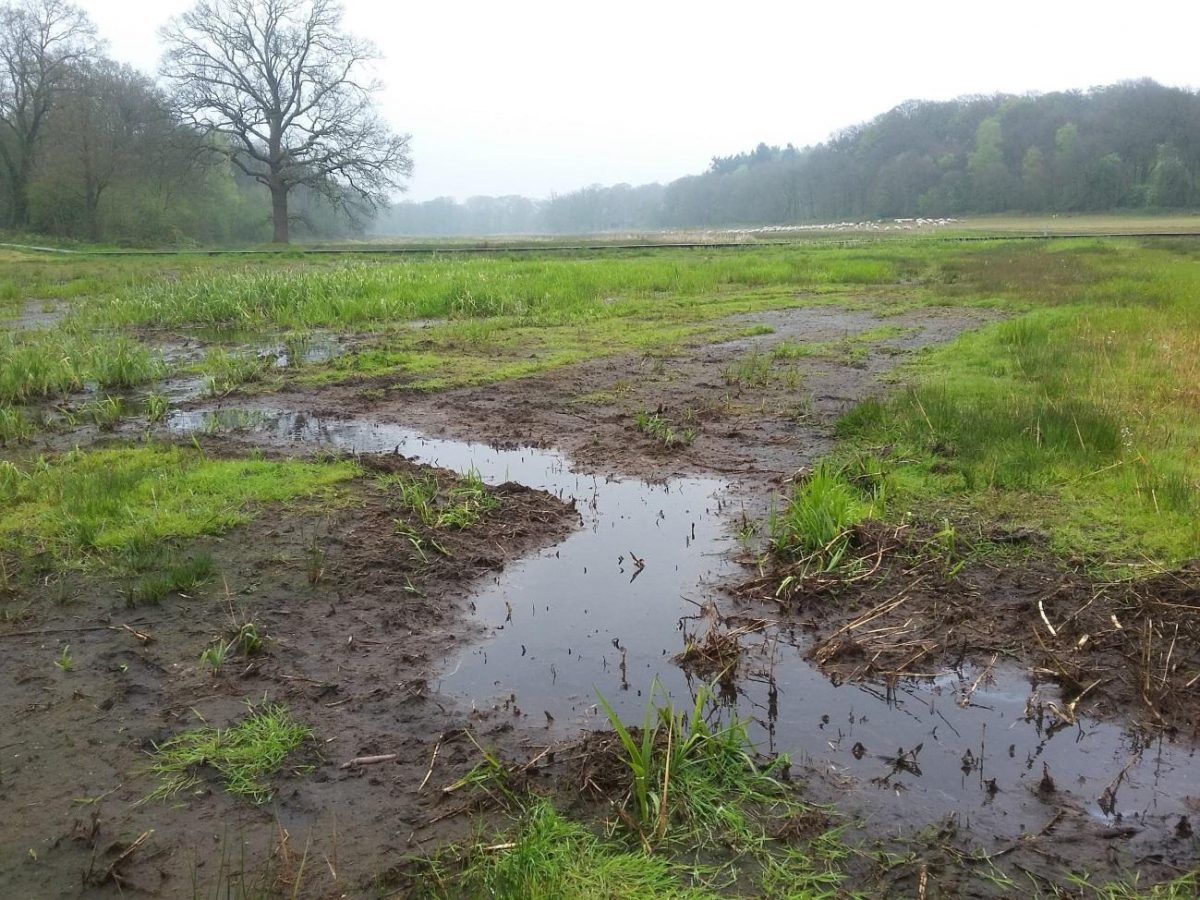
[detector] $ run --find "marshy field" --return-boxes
[1,234,1198,898]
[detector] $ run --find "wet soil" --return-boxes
[1,298,67,331]
[3,300,1198,895]
[0,461,576,898]
[289,304,996,486]
[746,531,1200,737]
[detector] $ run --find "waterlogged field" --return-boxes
[1,237,1198,897]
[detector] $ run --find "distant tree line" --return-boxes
[3,0,1197,246]
[0,0,404,245]
[378,80,1200,236]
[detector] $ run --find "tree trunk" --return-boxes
[85,186,102,243]
[270,182,289,244]
[10,172,30,229]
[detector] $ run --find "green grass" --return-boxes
[634,409,697,449]
[1063,872,1200,899]
[200,348,277,396]
[0,445,356,569]
[770,464,879,572]
[5,243,935,395]
[53,643,74,672]
[0,327,164,404]
[144,390,171,423]
[722,349,775,387]
[771,324,914,368]
[0,406,32,445]
[127,551,217,605]
[411,800,720,900]
[411,684,851,899]
[381,467,500,530]
[2,238,1198,570]
[148,704,310,803]
[72,251,906,330]
[836,246,1200,567]
[80,394,126,430]
[596,682,799,850]
[202,618,268,673]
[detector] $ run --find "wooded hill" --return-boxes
[379,80,1200,235]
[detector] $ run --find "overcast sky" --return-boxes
[76,0,1199,202]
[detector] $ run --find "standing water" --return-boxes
[170,408,1199,843]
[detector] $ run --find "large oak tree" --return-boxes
[161,0,411,243]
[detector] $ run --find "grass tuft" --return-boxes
[201,348,276,397]
[634,409,697,449]
[770,465,876,572]
[382,467,499,530]
[410,800,716,900]
[148,703,310,803]
[0,328,163,404]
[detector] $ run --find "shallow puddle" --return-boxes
[0,299,66,331]
[169,408,1199,842]
[156,329,344,369]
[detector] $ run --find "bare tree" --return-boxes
[0,0,97,228]
[161,0,412,243]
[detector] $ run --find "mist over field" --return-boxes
[0,0,1195,244]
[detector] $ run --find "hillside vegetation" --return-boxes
[383,80,1200,234]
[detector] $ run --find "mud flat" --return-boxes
[2,280,1197,895]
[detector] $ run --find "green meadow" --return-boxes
[2,238,1199,569]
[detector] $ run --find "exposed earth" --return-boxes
[2,300,1197,897]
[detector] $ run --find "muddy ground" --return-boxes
[297,304,990,487]
[3,300,1198,896]
[0,458,577,898]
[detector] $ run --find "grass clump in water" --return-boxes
[0,407,33,445]
[410,684,849,899]
[411,800,717,900]
[200,348,276,396]
[597,682,801,851]
[143,391,171,423]
[0,328,163,403]
[149,703,310,803]
[80,394,125,430]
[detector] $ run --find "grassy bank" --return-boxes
[832,241,1200,568]
[0,444,356,570]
